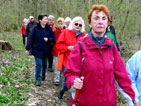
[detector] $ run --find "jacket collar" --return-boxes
[36,23,50,30]
[87,32,106,47]
[84,35,112,50]
[56,27,66,32]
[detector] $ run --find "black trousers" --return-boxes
[22,35,25,45]
[48,45,53,68]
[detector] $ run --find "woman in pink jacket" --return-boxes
[64,4,135,106]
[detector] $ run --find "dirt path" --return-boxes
[26,56,70,106]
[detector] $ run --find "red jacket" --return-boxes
[56,29,85,67]
[49,24,56,31]
[52,27,65,56]
[21,23,26,36]
[64,36,135,106]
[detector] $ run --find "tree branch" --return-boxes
[82,0,89,12]
[0,0,6,7]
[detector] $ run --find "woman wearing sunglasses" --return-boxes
[56,16,85,99]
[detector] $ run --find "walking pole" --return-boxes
[72,88,81,106]
[72,77,83,106]
[72,43,84,106]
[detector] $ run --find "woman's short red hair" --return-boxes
[88,4,111,25]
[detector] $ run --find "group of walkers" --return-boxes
[20,4,141,106]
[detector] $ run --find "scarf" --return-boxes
[72,30,81,37]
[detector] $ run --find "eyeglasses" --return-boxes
[93,16,107,21]
[74,23,82,27]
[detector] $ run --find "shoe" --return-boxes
[54,81,60,86]
[35,81,41,86]
[48,68,53,72]
[58,91,64,99]
[42,74,46,81]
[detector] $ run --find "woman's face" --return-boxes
[72,20,82,33]
[48,17,54,25]
[24,20,28,24]
[58,22,64,30]
[40,16,48,26]
[65,21,70,27]
[89,11,108,37]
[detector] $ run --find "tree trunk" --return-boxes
[0,40,13,50]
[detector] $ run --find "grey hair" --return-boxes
[65,17,71,22]
[68,16,85,32]
[48,15,55,19]
[23,18,28,22]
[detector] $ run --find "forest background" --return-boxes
[0,0,140,56]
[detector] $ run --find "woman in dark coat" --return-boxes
[25,14,54,86]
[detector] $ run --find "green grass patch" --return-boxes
[0,31,25,50]
[0,51,32,105]
[0,32,33,106]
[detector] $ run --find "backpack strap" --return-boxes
[78,42,82,58]
[113,42,114,55]
[77,42,83,75]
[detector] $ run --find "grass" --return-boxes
[0,31,33,105]
[0,31,25,50]
[0,51,33,105]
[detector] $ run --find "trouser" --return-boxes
[53,56,60,82]
[34,56,48,82]
[60,66,68,92]
[48,45,53,68]
[48,55,53,68]
[22,35,25,45]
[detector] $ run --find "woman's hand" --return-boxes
[44,37,48,42]
[68,46,74,51]
[25,50,29,55]
[25,37,27,41]
[73,76,84,89]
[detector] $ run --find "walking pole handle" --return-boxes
[72,77,84,106]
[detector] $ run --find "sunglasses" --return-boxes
[74,23,82,27]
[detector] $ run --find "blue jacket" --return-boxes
[26,23,54,57]
[126,51,141,103]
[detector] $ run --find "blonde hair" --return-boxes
[68,16,85,32]
[57,17,64,24]
[88,4,111,25]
